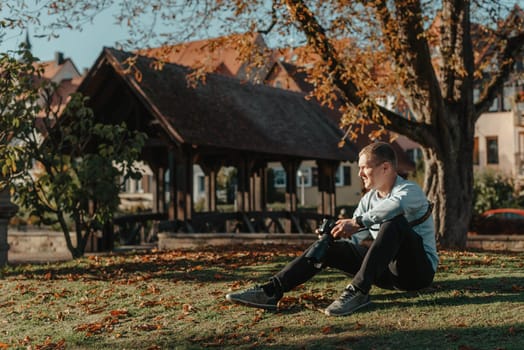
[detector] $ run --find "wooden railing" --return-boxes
[113,210,333,245]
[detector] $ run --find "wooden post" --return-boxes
[175,151,193,222]
[282,160,301,232]
[251,163,267,212]
[199,159,222,212]
[282,160,301,213]
[316,160,339,217]
[0,187,18,266]
[167,150,176,221]
[235,158,252,213]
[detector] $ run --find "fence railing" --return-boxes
[113,210,332,246]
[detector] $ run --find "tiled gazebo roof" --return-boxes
[80,47,358,163]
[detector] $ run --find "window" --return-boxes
[503,85,515,111]
[406,148,422,163]
[312,167,318,186]
[473,137,479,165]
[486,137,499,164]
[197,175,205,193]
[296,168,312,187]
[335,166,351,186]
[135,178,144,193]
[473,88,480,104]
[273,168,286,188]
[164,169,171,202]
[489,95,499,112]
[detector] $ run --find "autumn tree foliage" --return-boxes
[3,0,523,248]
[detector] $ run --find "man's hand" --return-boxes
[331,219,361,239]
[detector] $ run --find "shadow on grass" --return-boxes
[7,249,523,294]
[371,276,524,304]
[114,321,524,350]
[4,250,296,283]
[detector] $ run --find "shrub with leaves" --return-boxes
[1,47,147,258]
[472,170,517,215]
[0,48,42,183]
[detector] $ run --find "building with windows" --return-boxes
[470,6,524,191]
[473,100,524,191]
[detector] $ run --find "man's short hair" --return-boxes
[359,142,398,170]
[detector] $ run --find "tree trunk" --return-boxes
[423,141,473,249]
[57,212,83,259]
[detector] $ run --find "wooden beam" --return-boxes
[316,159,339,216]
[199,158,222,212]
[282,160,301,213]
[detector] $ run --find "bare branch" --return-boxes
[475,32,524,118]
[258,0,278,35]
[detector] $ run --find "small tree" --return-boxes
[0,49,147,258]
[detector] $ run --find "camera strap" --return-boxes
[408,202,434,227]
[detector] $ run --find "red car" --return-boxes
[472,208,524,235]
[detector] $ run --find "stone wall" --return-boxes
[158,232,524,253]
[157,232,317,250]
[8,229,74,263]
[467,234,524,252]
[8,229,75,254]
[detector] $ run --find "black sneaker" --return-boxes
[324,284,371,316]
[226,286,279,310]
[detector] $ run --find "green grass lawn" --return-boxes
[0,245,523,350]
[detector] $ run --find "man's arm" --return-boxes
[331,217,365,239]
[359,181,427,227]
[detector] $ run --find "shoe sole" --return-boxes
[226,294,278,310]
[324,300,372,316]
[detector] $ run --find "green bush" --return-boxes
[472,170,518,215]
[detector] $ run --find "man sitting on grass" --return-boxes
[226,141,439,316]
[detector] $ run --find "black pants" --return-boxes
[274,215,435,294]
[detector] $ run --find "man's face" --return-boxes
[358,153,387,191]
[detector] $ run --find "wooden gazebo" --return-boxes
[78,47,358,236]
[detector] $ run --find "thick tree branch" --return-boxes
[378,105,437,149]
[374,0,442,125]
[284,0,434,145]
[283,0,361,103]
[440,0,465,101]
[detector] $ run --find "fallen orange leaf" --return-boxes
[110,309,129,317]
[322,325,332,334]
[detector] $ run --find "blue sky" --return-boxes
[1,8,140,72]
[0,3,284,73]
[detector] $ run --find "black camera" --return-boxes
[305,218,337,266]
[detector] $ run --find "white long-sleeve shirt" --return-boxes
[351,176,439,271]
